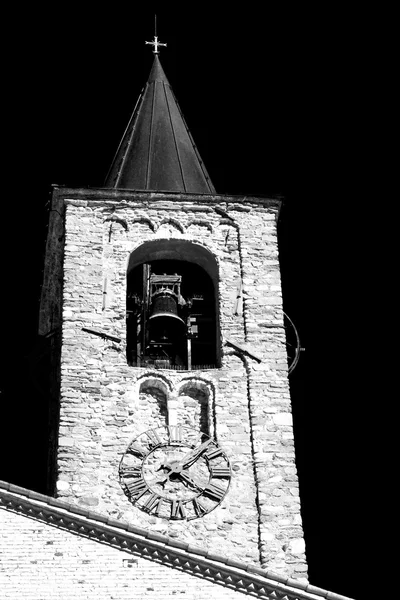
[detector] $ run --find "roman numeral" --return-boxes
[203,483,225,502]
[210,466,231,478]
[126,478,148,501]
[204,446,223,461]
[119,465,142,478]
[127,444,146,458]
[192,497,207,517]
[168,425,182,443]
[171,500,186,520]
[191,438,213,460]
[142,493,163,516]
[145,429,161,448]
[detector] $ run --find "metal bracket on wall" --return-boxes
[224,336,262,363]
[82,327,121,343]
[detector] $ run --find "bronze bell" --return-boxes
[148,273,186,329]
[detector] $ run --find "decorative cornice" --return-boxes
[52,185,283,208]
[0,480,353,600]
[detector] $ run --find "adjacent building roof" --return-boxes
[0,480,354,600]
[105,55,216,194]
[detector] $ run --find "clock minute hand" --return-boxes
[181,438,212,469]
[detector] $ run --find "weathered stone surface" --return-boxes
[41,189,307,580]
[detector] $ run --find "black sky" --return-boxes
[0,6,366,598]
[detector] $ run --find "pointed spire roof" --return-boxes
[105,55,215,194]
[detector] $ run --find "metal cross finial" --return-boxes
[145,35,167,54]
[145,15,167,54]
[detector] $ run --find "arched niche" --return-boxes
[138,378,168,426]
[177,380,212,435]
[126,240,220,370]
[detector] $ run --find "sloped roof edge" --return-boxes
[0,480,354,600]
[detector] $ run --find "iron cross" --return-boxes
[145,35,167,54]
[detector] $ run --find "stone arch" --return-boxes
[103,216,128,242]
[187,219,213,233]
[126,239,220,369]
[136,373,172,394]
[103,215,128,230]
[131,217,156,232]
[156,218,185,234]
[127,239,219,282]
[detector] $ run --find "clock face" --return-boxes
[119,425,231,520]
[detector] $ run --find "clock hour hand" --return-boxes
[155,462,174,488]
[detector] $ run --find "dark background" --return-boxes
[1,6,367,599]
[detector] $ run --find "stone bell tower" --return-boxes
[39,42,307,580]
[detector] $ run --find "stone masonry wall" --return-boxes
[52,191,306,580]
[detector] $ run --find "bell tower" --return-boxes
[39,39,307,580]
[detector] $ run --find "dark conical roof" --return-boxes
[105,55,215,193]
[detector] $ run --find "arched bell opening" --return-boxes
[126,241,220,370]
